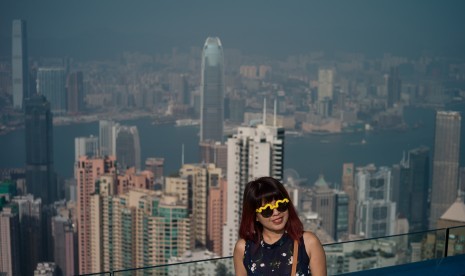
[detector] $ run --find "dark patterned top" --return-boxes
[243,233,310,275]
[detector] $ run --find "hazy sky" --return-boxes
[1,0,465,59]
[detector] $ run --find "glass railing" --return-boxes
[80,225,465,276]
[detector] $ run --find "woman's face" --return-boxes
[256,199,289,233]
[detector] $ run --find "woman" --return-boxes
[233,177,327,276]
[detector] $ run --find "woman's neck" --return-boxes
[262,229,285,244]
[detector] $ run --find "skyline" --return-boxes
[1,1,465,59]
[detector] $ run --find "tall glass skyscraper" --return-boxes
[12,19,29,110]
[430,111,461,228]
[25,95,56,204]
[200,37,224,142]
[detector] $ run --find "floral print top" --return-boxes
[243,232,310,275]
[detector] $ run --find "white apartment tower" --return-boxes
[223,112,284,256]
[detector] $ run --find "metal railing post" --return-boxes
[444,227,450,258]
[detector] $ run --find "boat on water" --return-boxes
[175,119,200,127]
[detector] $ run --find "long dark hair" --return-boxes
[238,176,303,244]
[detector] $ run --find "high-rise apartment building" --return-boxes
[12,19,29,110]
[89,180,191,273]
[99,120,119,157]
[25,95,56,204]
[355,165,396,238]
[75,135,99,161]
[115,125,141,171]
[207,178,227,256]
[66,71,84,114]
[430,111,461,228]
[75,156,117,275]
[37,67,67,115]
[200,37,224,142]
[175,163,222,248]
[223,122,284,256]
[0,205,21,276]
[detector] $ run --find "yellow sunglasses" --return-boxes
[256,198,289,218]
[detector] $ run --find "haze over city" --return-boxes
[1,1,465,276]
[1,1,465,59]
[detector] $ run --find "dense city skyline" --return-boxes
[1,1,465,59]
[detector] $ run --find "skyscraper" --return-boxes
[223,122,284,256]
[395,147,430,232]
[200,37,224,142]
[12,19,29,110]
[312,175,336,239]
[355,165,396,238]
[430,111,461,228]
[342,163,356,235]
[25,95,56,204]
[36,67,67,115]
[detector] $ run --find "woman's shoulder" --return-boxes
[234,238,247,256]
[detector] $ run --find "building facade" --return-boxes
[37,67,67,115]
[25,95,56,204]
[430,111,461,228]
[223,123,284,256]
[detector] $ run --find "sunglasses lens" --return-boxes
[277,202,289,212]
[261,207,273,218]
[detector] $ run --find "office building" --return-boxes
[355,165,396,238]
[75,156,117,275]
[311,175,336,239]
[25,95,56,204]
[200,37,224,142]
[430,111,461,228]
[66,71,84,114]
[145,157,164,181]
[37,67,67,115]
[335,190,349,241]
[395,147,430,232]
[223,121,284,256]
[115,125,141,171]
[74,135,99,161]
[12,19,29,110]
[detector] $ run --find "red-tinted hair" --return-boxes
[238,176,303,244]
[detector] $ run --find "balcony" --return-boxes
[79,225,465,276]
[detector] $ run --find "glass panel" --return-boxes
[113,257,234,276]
[324,228,447,275]
[447,225,465,257]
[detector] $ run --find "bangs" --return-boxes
[254,184,286,207]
